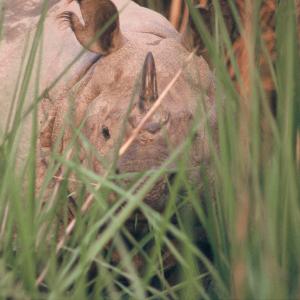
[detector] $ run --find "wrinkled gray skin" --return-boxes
[0,0,217,212]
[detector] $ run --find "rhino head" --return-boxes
[38,0,217,214]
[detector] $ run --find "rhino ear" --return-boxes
[59,0,125,54]
[139,52,158,111]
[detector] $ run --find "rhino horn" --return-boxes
[60,0,125,55]
[139,52,158,111]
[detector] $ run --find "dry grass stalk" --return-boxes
[169,0,183,29]
[179,3,189,33]
[232,0,255,298]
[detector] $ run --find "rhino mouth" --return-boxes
[115,167,174,213]
[113,170,176,236]
[131,172,171,212]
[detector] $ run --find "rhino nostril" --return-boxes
[144,122,161,134]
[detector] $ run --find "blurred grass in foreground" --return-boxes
[0,0,299,299]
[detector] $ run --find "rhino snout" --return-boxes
[115,141,172,211]
[117,141,169,173]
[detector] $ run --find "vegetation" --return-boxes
[0,0,299,299]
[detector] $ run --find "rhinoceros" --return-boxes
[0,0,217,213]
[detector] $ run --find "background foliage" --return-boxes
[0,0,299,299]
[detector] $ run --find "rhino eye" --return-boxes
[102,126,110,140]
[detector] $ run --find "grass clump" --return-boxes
[0,0,299,299]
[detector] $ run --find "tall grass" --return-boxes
[0,0,299,299]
